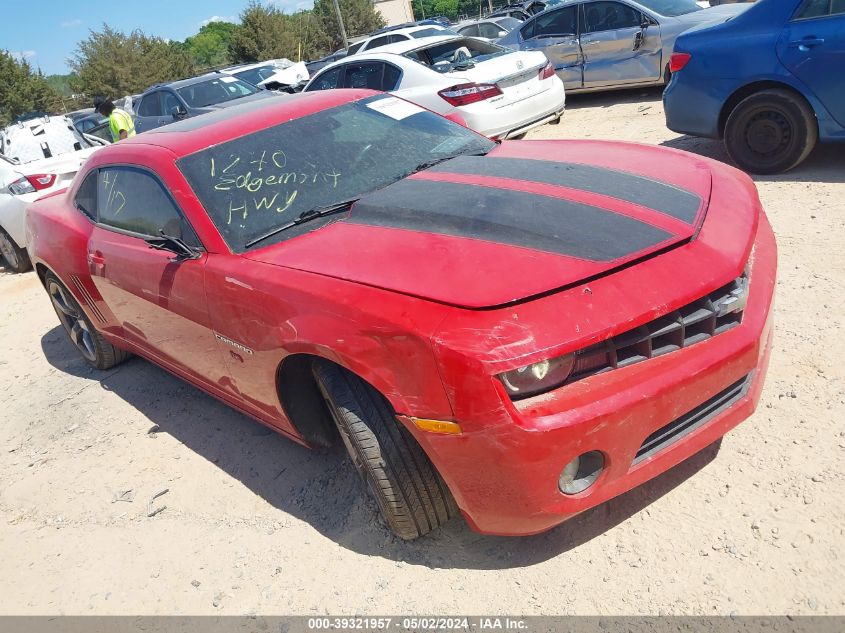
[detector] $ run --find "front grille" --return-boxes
[632,372,753,466]
[569,272,748,383]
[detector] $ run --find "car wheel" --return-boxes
[45,272,130,370]
[724,89,818,175]
[312,360,459,540]
[0,228,32,273]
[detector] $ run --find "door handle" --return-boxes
[88,251,105,274]
[790,37,825,51]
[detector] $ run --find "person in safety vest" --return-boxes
[93,97,136,142]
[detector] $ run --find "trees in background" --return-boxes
[312,0,386,52]
[0,51,59,127]
[69,25,195,100]
[3,0,391,122]
[183,21,239,68]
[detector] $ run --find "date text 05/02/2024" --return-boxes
[306,617,528,630]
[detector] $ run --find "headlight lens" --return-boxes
[499,353,575,400]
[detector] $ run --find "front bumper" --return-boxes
[411,214,776,536]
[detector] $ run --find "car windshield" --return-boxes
[176,95,496,252]
[177,77,259,108]
[233,66,277,86]
[637,0,702,16]
[405,37,509,71]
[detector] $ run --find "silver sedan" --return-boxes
[497,0,748,92]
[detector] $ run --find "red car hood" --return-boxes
[245,140,714,309]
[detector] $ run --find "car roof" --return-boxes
[364,24,447,41]
[368,34,461,55]
[143,72,228,93]
[119,90,374,157]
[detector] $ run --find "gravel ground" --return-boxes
[1,88,843,615]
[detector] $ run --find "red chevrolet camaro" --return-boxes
[26,90,776,539]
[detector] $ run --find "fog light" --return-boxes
[558,451,604,495]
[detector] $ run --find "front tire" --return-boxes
[45,272,130,370]
[724,89,817,174]
[0,228,32,273]
[312,361,459,540]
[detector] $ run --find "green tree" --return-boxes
[312,0,386,51]
[0,51,61,126]
[184,20,238,69]
[69,25,196,100]
[230,2,295,62]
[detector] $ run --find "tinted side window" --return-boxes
[520,18,536,39]
[796,0,845,17]
[533,6,577,37]
[74,171,97,220]
[478,22,503,38]
[366,35,392,50]
[347,41,364,54]
[96,167,198,244]
[383,64,402,90]
[459,25,480,37]
[583,1,642,32]
[161,91,182,115]
[342,63,387,90]
[307,66,343,91]
[137,92,163,117]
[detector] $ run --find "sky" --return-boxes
[3,0,314,76]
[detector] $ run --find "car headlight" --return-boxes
[499,353,575,400]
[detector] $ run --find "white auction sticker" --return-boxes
[219,76,237,83]
[366,97,425,120]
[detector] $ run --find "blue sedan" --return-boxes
[664,0,845,174]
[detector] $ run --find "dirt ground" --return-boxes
[1,88,843,616]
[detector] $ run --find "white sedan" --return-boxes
[0,116,104,272]
[303,35,566,140]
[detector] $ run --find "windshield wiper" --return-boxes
[406,148,493,177]
[244,198,358,249]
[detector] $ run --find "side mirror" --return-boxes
[170,105,188,120]
[499,30,508,37]
[146,230,201,261]
[640,17,651,29]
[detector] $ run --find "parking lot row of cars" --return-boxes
[1,0,841,541]
[3,0,843,276]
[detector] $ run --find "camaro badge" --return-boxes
[214,333,254,355]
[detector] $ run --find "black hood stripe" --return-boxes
[429,156,702,224]
[348,179,675,262]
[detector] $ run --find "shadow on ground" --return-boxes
[660,137,845,185]
[42,324,722,569]
[564,86,665,111]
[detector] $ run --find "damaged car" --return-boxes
[1,115,106,272]
[26,90,776,539]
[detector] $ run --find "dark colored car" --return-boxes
[73,113,110,141]
[133,73,277,133]
[664,0,845,173]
